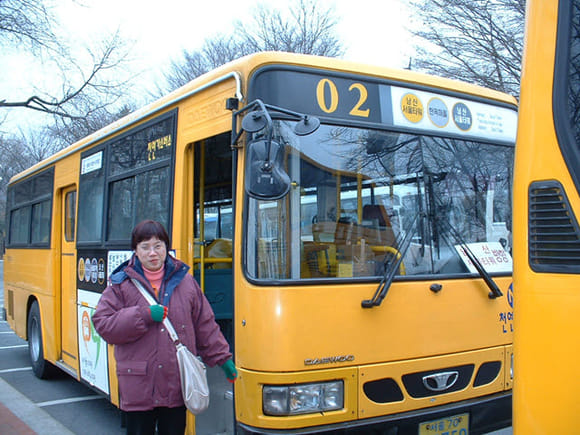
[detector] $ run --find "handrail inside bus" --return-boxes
[10,71,244,185]
[192,258,232,264]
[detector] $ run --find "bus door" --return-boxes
[194,140,210,293]
[192,134,234,325]
[60,186,78,372]
[191,134,235,434]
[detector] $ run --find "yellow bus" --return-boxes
[3,52,516,434]
[514,1,580,432]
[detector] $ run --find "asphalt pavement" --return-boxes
[0,261,71,434]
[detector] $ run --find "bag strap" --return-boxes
[131,278,180,344]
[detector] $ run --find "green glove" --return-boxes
[149,304,168,322]
[221,359,238,383]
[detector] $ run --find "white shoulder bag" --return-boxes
[132,278,210,414]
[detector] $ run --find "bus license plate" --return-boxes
[418,413,469,435]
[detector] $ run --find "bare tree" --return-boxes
[164,35,250,92]
[48,102,135,147]
[0,0,57,52]
[162,0,344,92]
[0,1,134,119]
[409,0,525,96]
[0,1,137,245]
[237,0,343,56]
[0,129,57,239]
[1,29,133,119]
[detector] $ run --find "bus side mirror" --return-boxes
[293,115,320,136]
[245,139,291,200]
[236,99,320,200]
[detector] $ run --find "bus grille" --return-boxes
[529,180,580,272]
[402,364,474,398]
[361,362,503,404]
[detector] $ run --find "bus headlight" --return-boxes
[510,353,514,379]
[263,381,344,416]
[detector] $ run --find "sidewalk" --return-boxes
[0,377,74,435]
[0,401,35,435]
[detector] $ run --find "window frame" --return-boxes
[64,190,77,242]
[76,109,177,249]
[6,168,54,248]
[242,123,515,284]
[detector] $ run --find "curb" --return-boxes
[0,377,75,435]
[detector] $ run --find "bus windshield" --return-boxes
[245,120,514,280]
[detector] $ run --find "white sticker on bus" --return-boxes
[77,289,109,395]
[455,242,512,274]
[81,151,103,175]
[387,86,517,144]
[107,250,133,279]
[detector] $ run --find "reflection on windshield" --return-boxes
[245,121,514,281]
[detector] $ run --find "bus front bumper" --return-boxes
[237,391,511,435]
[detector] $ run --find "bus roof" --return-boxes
[9,51,517,185]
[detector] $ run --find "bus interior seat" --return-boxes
[361,204,396,246]
[362,204,390,227]
[206,238,232,269]
[312,221,337,243]
[307,221,339,276]
[193,238,233,320]
[306,207,399,277]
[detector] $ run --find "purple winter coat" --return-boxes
[92,254,232,412]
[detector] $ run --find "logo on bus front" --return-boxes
[304,355,355,366]
[452,102,472,131]
[427,97,449,128]
[401,93,424,123]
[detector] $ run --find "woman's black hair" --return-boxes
[131,220,170,251]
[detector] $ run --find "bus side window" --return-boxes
[78,152,105,243]
[65,191,76,242]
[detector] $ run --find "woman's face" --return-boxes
[135,236,167,271]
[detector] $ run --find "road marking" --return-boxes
[37,395,103,407]
[0,345,27,350]
[0,367,32,373]
[0,331,16,334]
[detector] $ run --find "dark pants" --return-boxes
[125,406,187,435]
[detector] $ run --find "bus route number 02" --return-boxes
[316,79,370,118]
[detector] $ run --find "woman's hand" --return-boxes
[149,304,168,322]
[221,359,238,383]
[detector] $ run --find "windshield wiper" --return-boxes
[361,212,420,308]
[439,219,503,299]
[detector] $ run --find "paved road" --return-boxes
[0,328,126,434]
[0,260,125,434]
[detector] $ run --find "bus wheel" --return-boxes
[28,301,56,379]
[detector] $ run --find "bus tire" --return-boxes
[28,301,56,379]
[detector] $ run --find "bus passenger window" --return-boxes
[31,200,51,244]
[9,207,31,244]
[65,191,76,242]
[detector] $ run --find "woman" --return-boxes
[92,220,237,435]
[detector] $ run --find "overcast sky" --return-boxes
[1,0,413,133]
[57,0,413,66]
